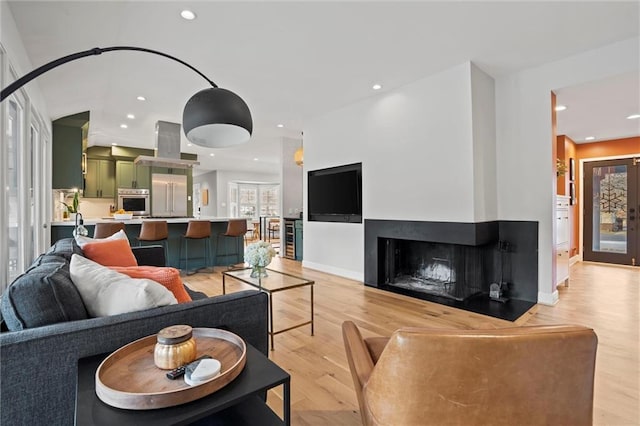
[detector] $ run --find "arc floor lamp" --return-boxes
[0,46,252,148]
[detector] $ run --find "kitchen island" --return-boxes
[50,217,243,269]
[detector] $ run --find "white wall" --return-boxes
[495,37,639,305]
[304,62,480,280]
[470,63,497,222]
[281,137,303,217]
[193,170,218,217]
[1,2,50,123]
[193,169,279,217]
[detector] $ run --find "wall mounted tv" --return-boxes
[308,162,362,223]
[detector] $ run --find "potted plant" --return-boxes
[244,241,277,279]
[61,191,80,221]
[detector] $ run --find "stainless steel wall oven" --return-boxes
[117,188,150,216]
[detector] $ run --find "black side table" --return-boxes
[75,344,290,426]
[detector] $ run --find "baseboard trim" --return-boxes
[570,255,580,266]
[537,290,559,306]
[302,260,364,282]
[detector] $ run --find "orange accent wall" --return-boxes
[558,136,578,255]
[576,136,640,158]
[561,136,640,258]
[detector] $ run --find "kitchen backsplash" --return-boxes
[53,191,114,220]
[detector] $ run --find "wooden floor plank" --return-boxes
[185,258,639,425]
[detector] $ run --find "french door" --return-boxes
[584,158,639,266]
[1,46,51,292]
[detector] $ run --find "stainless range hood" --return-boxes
[134,121,200,169]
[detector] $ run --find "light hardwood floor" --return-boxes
[185,259,639,425]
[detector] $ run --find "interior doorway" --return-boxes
[583,157,639,266]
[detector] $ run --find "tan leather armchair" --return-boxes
[342,321,597,426]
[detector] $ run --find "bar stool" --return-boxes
[136,220,169,260]
[178,220,212,275]
[216,219,247,268]
[93,222,125,239]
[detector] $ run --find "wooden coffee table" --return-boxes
[75,344,290,425]
[222,268,314,350]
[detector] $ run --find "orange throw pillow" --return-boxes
[82,239,138,267]
[109,266,192,303]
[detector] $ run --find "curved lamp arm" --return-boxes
[1,46,217,102]
[0,45,252,148]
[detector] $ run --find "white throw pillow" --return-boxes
[69,254,177,317]
[75,229,129,248]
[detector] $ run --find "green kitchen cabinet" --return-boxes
[52,115,86,189]
[116,160,150,189]
[84,158,115,198]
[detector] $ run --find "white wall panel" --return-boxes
[304,62,476,278]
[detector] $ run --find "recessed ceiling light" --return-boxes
[626,114,640,119]
[277,124,284,128]
[555,105,567,111]
[187,143,192,147]
[585,136,595,141]
[181,10,196,20]
[120,124,128,129]
[127,114,135,119]
[253,158,259,161]
[136,96,146,101]
[209,153,215,157]
[372,84,382,90]
[111,142,118,146]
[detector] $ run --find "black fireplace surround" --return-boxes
[364,220,538,321]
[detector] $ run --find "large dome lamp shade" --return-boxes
[183,87,253,148]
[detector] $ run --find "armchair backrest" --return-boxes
[347,323,597,426]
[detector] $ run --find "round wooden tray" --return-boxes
[95,328,246,410]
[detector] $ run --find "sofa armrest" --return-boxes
[131,244,165,266]
[0,290,268,426]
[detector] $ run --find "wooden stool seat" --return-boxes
[93,222,126,239]
[138,220,169,241]
[216,219,248,268]
[137,220,169,259]
[179,221,212,275]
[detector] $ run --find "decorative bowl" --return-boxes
[113,213,134,220]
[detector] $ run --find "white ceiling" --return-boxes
[6,1,640,175]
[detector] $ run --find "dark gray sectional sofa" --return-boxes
[0,238,268,426]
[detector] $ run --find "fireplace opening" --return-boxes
[382,239,487,302]
[365,220,538,321]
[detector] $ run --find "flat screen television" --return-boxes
[308,162,362,223]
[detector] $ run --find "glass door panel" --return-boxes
[584,158,638,265]
[7,98,23,284]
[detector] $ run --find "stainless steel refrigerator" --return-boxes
[151,173,187,217]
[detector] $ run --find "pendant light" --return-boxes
[0,46,253,148]
[294,147,304,166]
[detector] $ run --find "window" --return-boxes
[239,185,257,218]
[228,183,280,220]
[259,185,279,216]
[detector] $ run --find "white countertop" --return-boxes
[50,216,232,226]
